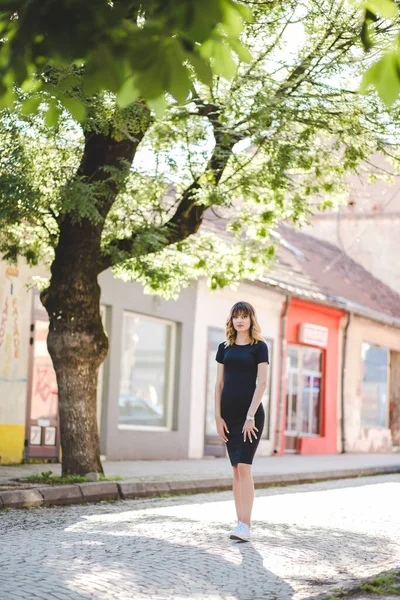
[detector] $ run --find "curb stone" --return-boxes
[168,480,201,495]
[78,481,119,503]
[145,482,171,495]
[118,481,148,499]
[0,465,399,510]
[38,484,84,506]
[0,489,43,509]
[118,481,170,499]
[194,478,232,493]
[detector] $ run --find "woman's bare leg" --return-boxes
[232,465,242,522]
[237,463,254,527]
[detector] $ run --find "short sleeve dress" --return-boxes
[216,340,269,466]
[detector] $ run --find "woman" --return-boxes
[215,301,269,542]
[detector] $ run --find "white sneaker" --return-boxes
[230,521,251,541]
[229,521,242,539]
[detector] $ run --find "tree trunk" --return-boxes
[41,219,108,476]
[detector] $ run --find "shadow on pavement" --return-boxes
[3,512,398,600]
[2,475,399,600]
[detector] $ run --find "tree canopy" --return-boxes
[1,0,400,296]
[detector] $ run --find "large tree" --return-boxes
[1,0,400,475]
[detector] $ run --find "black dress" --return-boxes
[216,340,269,466]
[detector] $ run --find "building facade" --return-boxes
[1,225,400,464]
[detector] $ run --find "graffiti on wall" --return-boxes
[30,320,58,421]
[0,274,25,382]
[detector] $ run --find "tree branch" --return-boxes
[99,103,242,272]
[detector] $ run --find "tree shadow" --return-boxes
[2,474,399,599]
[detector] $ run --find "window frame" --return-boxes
[286,344,323,437]
[204,327,225,439]
[118,310,177,432]
[360,342,390,429]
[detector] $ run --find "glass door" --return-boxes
[285,345,322,452]
[204,327,226,457]
[25,292,60,460]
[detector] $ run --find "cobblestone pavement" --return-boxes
[1,474,399,600]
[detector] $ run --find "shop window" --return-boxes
[118,311,176,429]
[286,345,322,436]
[361,343,389,428]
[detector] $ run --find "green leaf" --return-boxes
[165,41,192,103]
[360,51,400,105]
[199,39,214,61]
[44,101,61,127]
[188,52,213,86]
[186,1,223,43]
[231,1,253,22]
[20,76,42,93]
[21,96,42,116]
[221,0,244,36]
[364,0,398,18]
[226,37,252,63]
[135,67,166,100]
[147,94,167,117]
[116,75,139,108]
[168,61,191,103]
[84,45,126,95]
[57,74,81,93]
[62,97,87,122]
[0,87,14,109]
[211,40,237,79]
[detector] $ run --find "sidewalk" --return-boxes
[0,453,399,509]
[1,451,400,482]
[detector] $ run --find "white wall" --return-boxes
[188,278,283,458]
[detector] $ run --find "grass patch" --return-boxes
[17,470,123,485]
[360,573,400,595]
[323,571,400,600]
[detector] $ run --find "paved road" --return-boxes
[1,474,399,600]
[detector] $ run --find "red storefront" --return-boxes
[275,297,345,455]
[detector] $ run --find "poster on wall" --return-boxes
[30,425,41,445]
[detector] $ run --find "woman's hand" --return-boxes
[215,416,229,442]
[242,420,258,443]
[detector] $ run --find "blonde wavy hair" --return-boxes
[225,301,264,346]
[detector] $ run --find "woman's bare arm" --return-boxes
[247,362,268,417]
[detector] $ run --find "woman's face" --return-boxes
[232,312,251,333]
